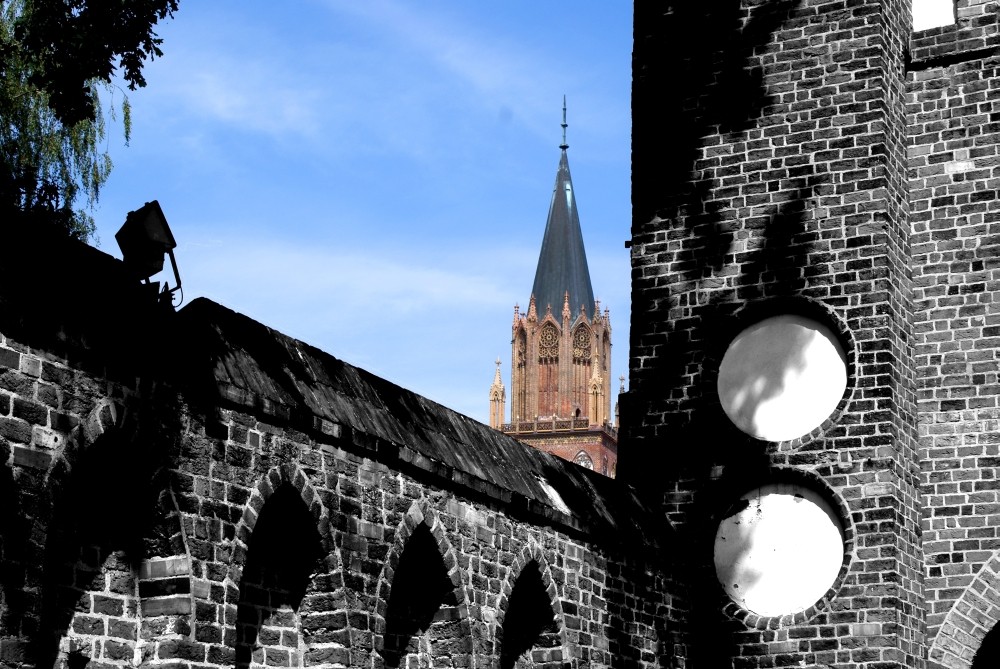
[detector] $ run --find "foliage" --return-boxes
[0,0,177,239]
[13,0,178,126]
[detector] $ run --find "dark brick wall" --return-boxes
[627,0,923,667]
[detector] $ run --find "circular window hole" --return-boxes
[714,483,845,617]
[717,314,847,442]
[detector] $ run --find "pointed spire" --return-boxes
[562,291,572,322]
[527,294,538,321]
[492,358,503,386]
[528,99,595,325]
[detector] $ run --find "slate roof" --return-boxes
[175,298,669,550]
[529,149,596,323]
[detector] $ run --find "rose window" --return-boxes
[573,327,591,359]
[539,324,559,359]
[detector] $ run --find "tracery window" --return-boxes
[573,451,593,470]
[572,325,591,360]
[539,323,559,359]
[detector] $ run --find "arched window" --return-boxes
[572,325,591,360]
[573,451,593,470]
[539,323,559,360]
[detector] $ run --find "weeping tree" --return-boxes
[0,0,178,239]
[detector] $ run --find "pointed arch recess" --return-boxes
[230,464,338,582]
[30,398,144,669]
[227,464,346,665]
[930,554,1000,669]
[373,499,474,667]
[494,541,567,669]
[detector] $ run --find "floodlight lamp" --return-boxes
[115,200,183,306]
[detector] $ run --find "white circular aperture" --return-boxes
[714,484,845,617]
[718,314,847,442]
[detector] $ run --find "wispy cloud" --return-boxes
[326,0,579,142]
[171,232,530,327]
[156,230,536,419]
[141,49,327,141]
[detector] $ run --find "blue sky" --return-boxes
[90,1,633,423]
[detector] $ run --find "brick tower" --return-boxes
[492,103,618,477]
[624,0,924,667]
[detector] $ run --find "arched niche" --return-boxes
[974,623,1000,669]
[36,430,147,669]
[381,523,461,667]
[235,484,324,669]
[500,560,560,669]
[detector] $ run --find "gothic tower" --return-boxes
[491,102,617,477]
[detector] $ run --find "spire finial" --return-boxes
[560,95,568,151]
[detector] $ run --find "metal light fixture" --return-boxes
[115,200,183,306]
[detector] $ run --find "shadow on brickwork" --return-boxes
[0,455,30,645]
[235,484,324,669]
[633,0,798,248]
[632,1,830,652]
[32,431,150,669]
[381,523,458,668]
[499,561,558,669]
[628,0,809,474]
[605,563,677,669]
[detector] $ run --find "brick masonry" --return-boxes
[11,1,1000,668]
[622,0,1000,667]
[0,226,684,669]
[909,1,1000,666]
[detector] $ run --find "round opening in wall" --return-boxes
[717,314,847,442]
[714,483,845,617]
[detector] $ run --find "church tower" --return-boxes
[491,101,617,477]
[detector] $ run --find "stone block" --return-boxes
[31,425,62,450]
[0,349,18,370]
[13,445,51,469]
[142,595,192,617]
